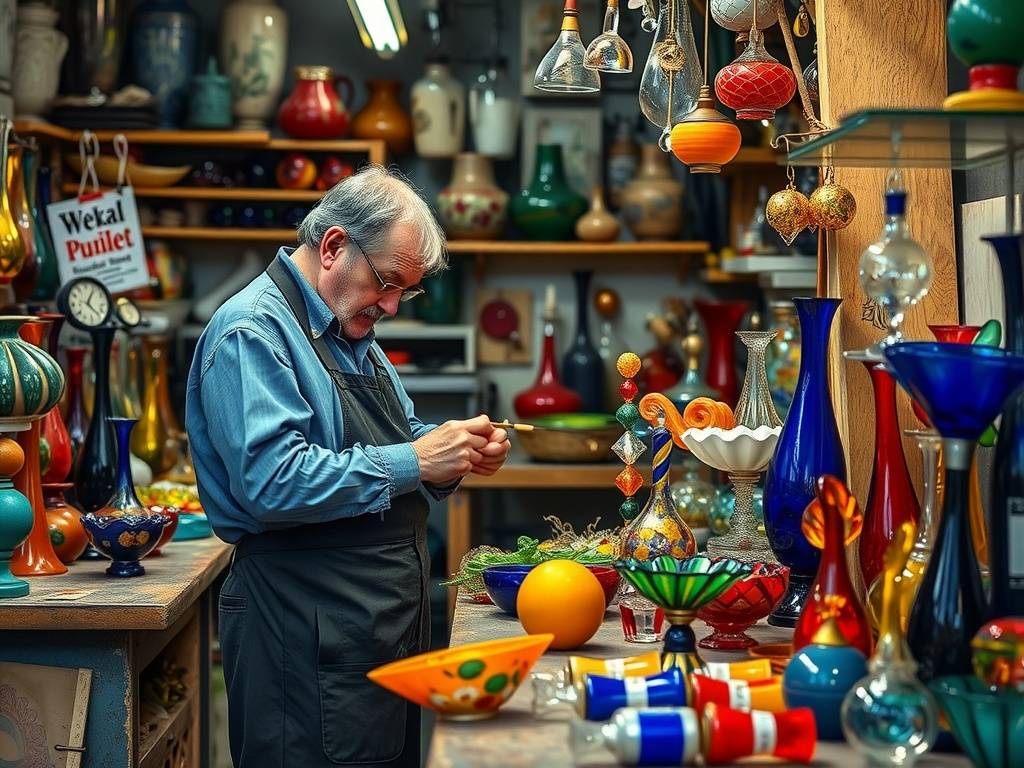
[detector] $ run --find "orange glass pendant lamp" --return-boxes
[670,86,741,173]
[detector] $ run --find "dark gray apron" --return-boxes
[218,255,430,768]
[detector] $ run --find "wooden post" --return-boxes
[816,0,959,503]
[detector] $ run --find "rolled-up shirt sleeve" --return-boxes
[200,328,420,528]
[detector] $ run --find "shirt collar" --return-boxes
[276,247,376,359]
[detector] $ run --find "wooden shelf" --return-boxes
[701,267,758,284]
[139,693,194,768]
[15,120,387,162]
[143,226,294,241]
[64,183,323,202]
[446,240,708,256]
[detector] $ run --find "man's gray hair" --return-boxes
[297,164,448,274]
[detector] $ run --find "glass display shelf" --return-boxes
[786,109,1024,169]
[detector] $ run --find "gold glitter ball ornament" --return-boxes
[616,352,642,379]
[809,181,857,231]
[766,187,812,246]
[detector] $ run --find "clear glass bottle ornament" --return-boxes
[857,176,934,353]
[585,0,633,73]
[638,0,702,148]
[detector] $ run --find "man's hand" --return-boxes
[412,415,492,484]
[470,424,510,476]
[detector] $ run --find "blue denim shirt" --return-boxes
[185,248,450,543]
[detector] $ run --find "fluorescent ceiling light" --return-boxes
[347,0,408,58]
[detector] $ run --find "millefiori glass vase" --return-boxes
[841,523,939,766]
[763,297,846,626]
[885,342,1024,682]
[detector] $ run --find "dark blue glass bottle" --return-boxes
[763,297,847,626]
[562,270,605,413]
[74,327,117,512]
[983,233,1024,617]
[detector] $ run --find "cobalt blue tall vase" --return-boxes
[763,297,847,626]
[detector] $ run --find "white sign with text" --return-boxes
[47,188,149,293]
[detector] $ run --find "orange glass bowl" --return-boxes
[698,562,790,649]
[367,633,554,721]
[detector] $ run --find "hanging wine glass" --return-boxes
[585,0,633,73]
[638,0,702,150]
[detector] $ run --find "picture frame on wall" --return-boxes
[519,0,602,97]
[521,107,604,196]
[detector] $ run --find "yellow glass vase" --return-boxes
[131,336,181,475]
[0,119,27,282]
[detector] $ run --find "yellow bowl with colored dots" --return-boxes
[367,633,554,721]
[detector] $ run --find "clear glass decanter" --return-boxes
[638,0,702,147]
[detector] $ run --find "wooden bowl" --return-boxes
[65,154,191,188]
[749,641,794,674]
[517,413,620,463]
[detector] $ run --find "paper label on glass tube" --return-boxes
[48,187,149,293]
[703,662,730,680]
[751,711,777,754]
[624,676,648,707]
[727,679,751,710]
[605,658,627,678]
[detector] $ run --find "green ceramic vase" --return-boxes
[948,0,1024,66]
[510,144,586,241]
[0,317,65,432]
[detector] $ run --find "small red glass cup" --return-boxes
[697,562,789,649]
[619,597,666,643]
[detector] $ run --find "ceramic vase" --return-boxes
[81,418,170,577]
[984,234,1024,617]
[74,328,117,513]
[436,153,507,240]
[763,298,847,627]
[28,161,58,301]
[351,79,413,156]
[187,57,232,128]
[858,361,920,590]
[412,61,465,158]
[509,144,586,241]
[0,119,25,282]
[694,300,748,406]
[59,0,127,95]
[8,144,36,299]
[10,319,67,577]
[43,482,87,564]
[575,187,620,242]
[11,3,67,118]
[38,314,71,484]
[132,335,180,476]
[562,271,605,413]
[220,0,288,130]
[0,0,14,116]
[621,145,684,240]
[513,318,582,419]
[130,0,198,128]
[412,262,462,325]
[277,66,354,139]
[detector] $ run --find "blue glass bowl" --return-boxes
[482,564,537,617]
[172,513,212,541]
[930,675,1024,768]
[80,513,170,577]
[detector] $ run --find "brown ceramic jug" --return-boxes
[621,145,684,240]
[351,80,413,156]
[575,187,620,242]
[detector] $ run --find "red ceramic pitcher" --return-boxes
[278,66,355,140]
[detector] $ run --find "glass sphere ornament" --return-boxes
[669,85,742,173]
[585,0,633,73]
[709,0,776,32]
[809,174,857,231]
[714,30,795,120]
[616,352,642,380]
[858,183,934,351]
[534,0,601,93]
[803,43,819,103]
[638,0,702,134]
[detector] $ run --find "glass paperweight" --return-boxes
[638,0,702,136]
[858,182,934,354]
[842,524,939,766]
[584,0,632,73]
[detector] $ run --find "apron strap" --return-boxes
[266,255,345,375]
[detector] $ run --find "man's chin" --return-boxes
[341,316,377,339]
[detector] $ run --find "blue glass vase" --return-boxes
[74,328,117,513]
[562,270,605,412]
[983,233,1024,617]
[763,297,847,626]
[129,0,198,127]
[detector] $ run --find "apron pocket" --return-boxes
[317,661,407,764]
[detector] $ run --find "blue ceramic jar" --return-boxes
[129,0,198,127]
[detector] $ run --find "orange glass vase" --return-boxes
[11,319,67,576]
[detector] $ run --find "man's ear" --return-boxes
[320,226,347,268]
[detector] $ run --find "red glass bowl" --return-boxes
[148,504,180,555]
[585,565,621,608]
[697,562,789,649]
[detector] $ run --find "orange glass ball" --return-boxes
[670,119,742,173]
[517,560,606,650]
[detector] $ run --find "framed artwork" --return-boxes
[521,107,604,195]
[0,662,92,768]
[519,0,602,97]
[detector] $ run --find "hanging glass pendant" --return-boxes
[638,0,702,144]
[714,29,796,120]
[534,0,601,93]
[710,0,776,32]
[669,85,742,173]
[804,42,819,102]
[585,0,633,73]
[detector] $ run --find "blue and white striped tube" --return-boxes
[582,667,688,720]
[571,708,701,766]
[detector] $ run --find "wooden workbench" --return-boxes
[0,537,232,768]
[428,599,969,767]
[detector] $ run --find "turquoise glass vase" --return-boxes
[509,144,586,241]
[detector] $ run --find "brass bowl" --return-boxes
[517,413,620,463]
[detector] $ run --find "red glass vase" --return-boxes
[714,33,796,120]
[277,66,354,140]
[11,320,67,577]
[858,361,921,589]
[38,313,72,484]
[911,324,980,426]
[64,346,90,470]
[694,299,748,406]
[513,323,582,419]
[793,475,872,657]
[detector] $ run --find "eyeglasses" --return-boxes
[348,234,425,302]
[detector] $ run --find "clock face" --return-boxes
[65,279,111,329]
[115,296,141,327]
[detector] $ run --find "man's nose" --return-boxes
[379,292,402,316]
